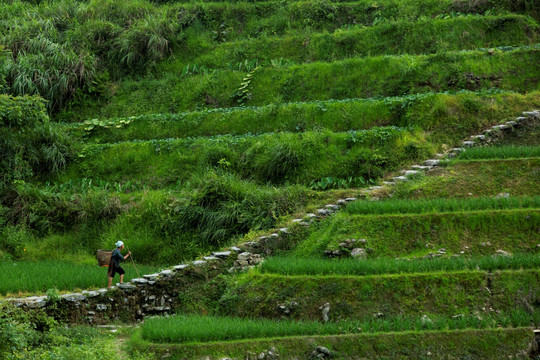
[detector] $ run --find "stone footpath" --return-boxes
[3,110,539,324]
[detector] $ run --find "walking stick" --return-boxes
[127,247,141,278]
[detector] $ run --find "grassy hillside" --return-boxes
[0,0,539,358]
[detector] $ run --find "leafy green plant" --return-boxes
[80,117,134,136]
[232,66,260,105]
[212,22,230,43]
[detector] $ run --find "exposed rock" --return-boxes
[192,260,207,267]
[237,252,252,261]
[505,120,517,127]
[310,346,332,359]
[60,293,86,302]
[213,251,232,258]
[173,264,189,271]
[495,249,511,257]
[82,290,99,298]
[344,198,357,202]
[118,283,136,291]
[449,147,465,154]
[495,192,510,199]
[410,165,431,171]
[462,141,475,147]
[404,170,419,177]
[392,176,408,182]
[324,249,343,258]
[131,278,148,285]
[350,248,367,259]
[203,256,218,261]
[254,347,279,360]
[27,297,47,308]
[160,270,174,277]
[471,135,486,141]
[421,314,433,326]
[424,159,440,166]
[523,110,540,119]
[320,302,330,322]
[231,252,262,272]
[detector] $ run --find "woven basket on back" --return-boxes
[96,249,113,267]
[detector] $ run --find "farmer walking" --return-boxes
[108,240,131,288]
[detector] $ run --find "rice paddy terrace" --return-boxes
[0,0,540,358]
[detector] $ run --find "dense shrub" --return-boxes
[0,95,71,196]
[0,303,57,359]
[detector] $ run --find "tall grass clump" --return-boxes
[457,145,540,160]
[260,254,540,276]
[346,196,540,215]
[141,311,540,344]
[0,261,159,295]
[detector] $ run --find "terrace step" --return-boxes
[296,208,539,258]
[134,328,535,359]
[94,46,539,115]
[171,15,537,71]
[222,270,540,322]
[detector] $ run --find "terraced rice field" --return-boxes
[1,0,539,358]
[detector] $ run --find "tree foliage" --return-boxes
[0,95,71,197]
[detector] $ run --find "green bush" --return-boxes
[0,302,56,358]
[0,95,72,197]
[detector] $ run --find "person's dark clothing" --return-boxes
[108,248,125,277]
[111,248,124,266]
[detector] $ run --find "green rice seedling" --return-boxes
[260,253,540,277]
[345,195,540,215]
[456,146,540,160]
[141,310,539,344]
[0,261,160,295]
